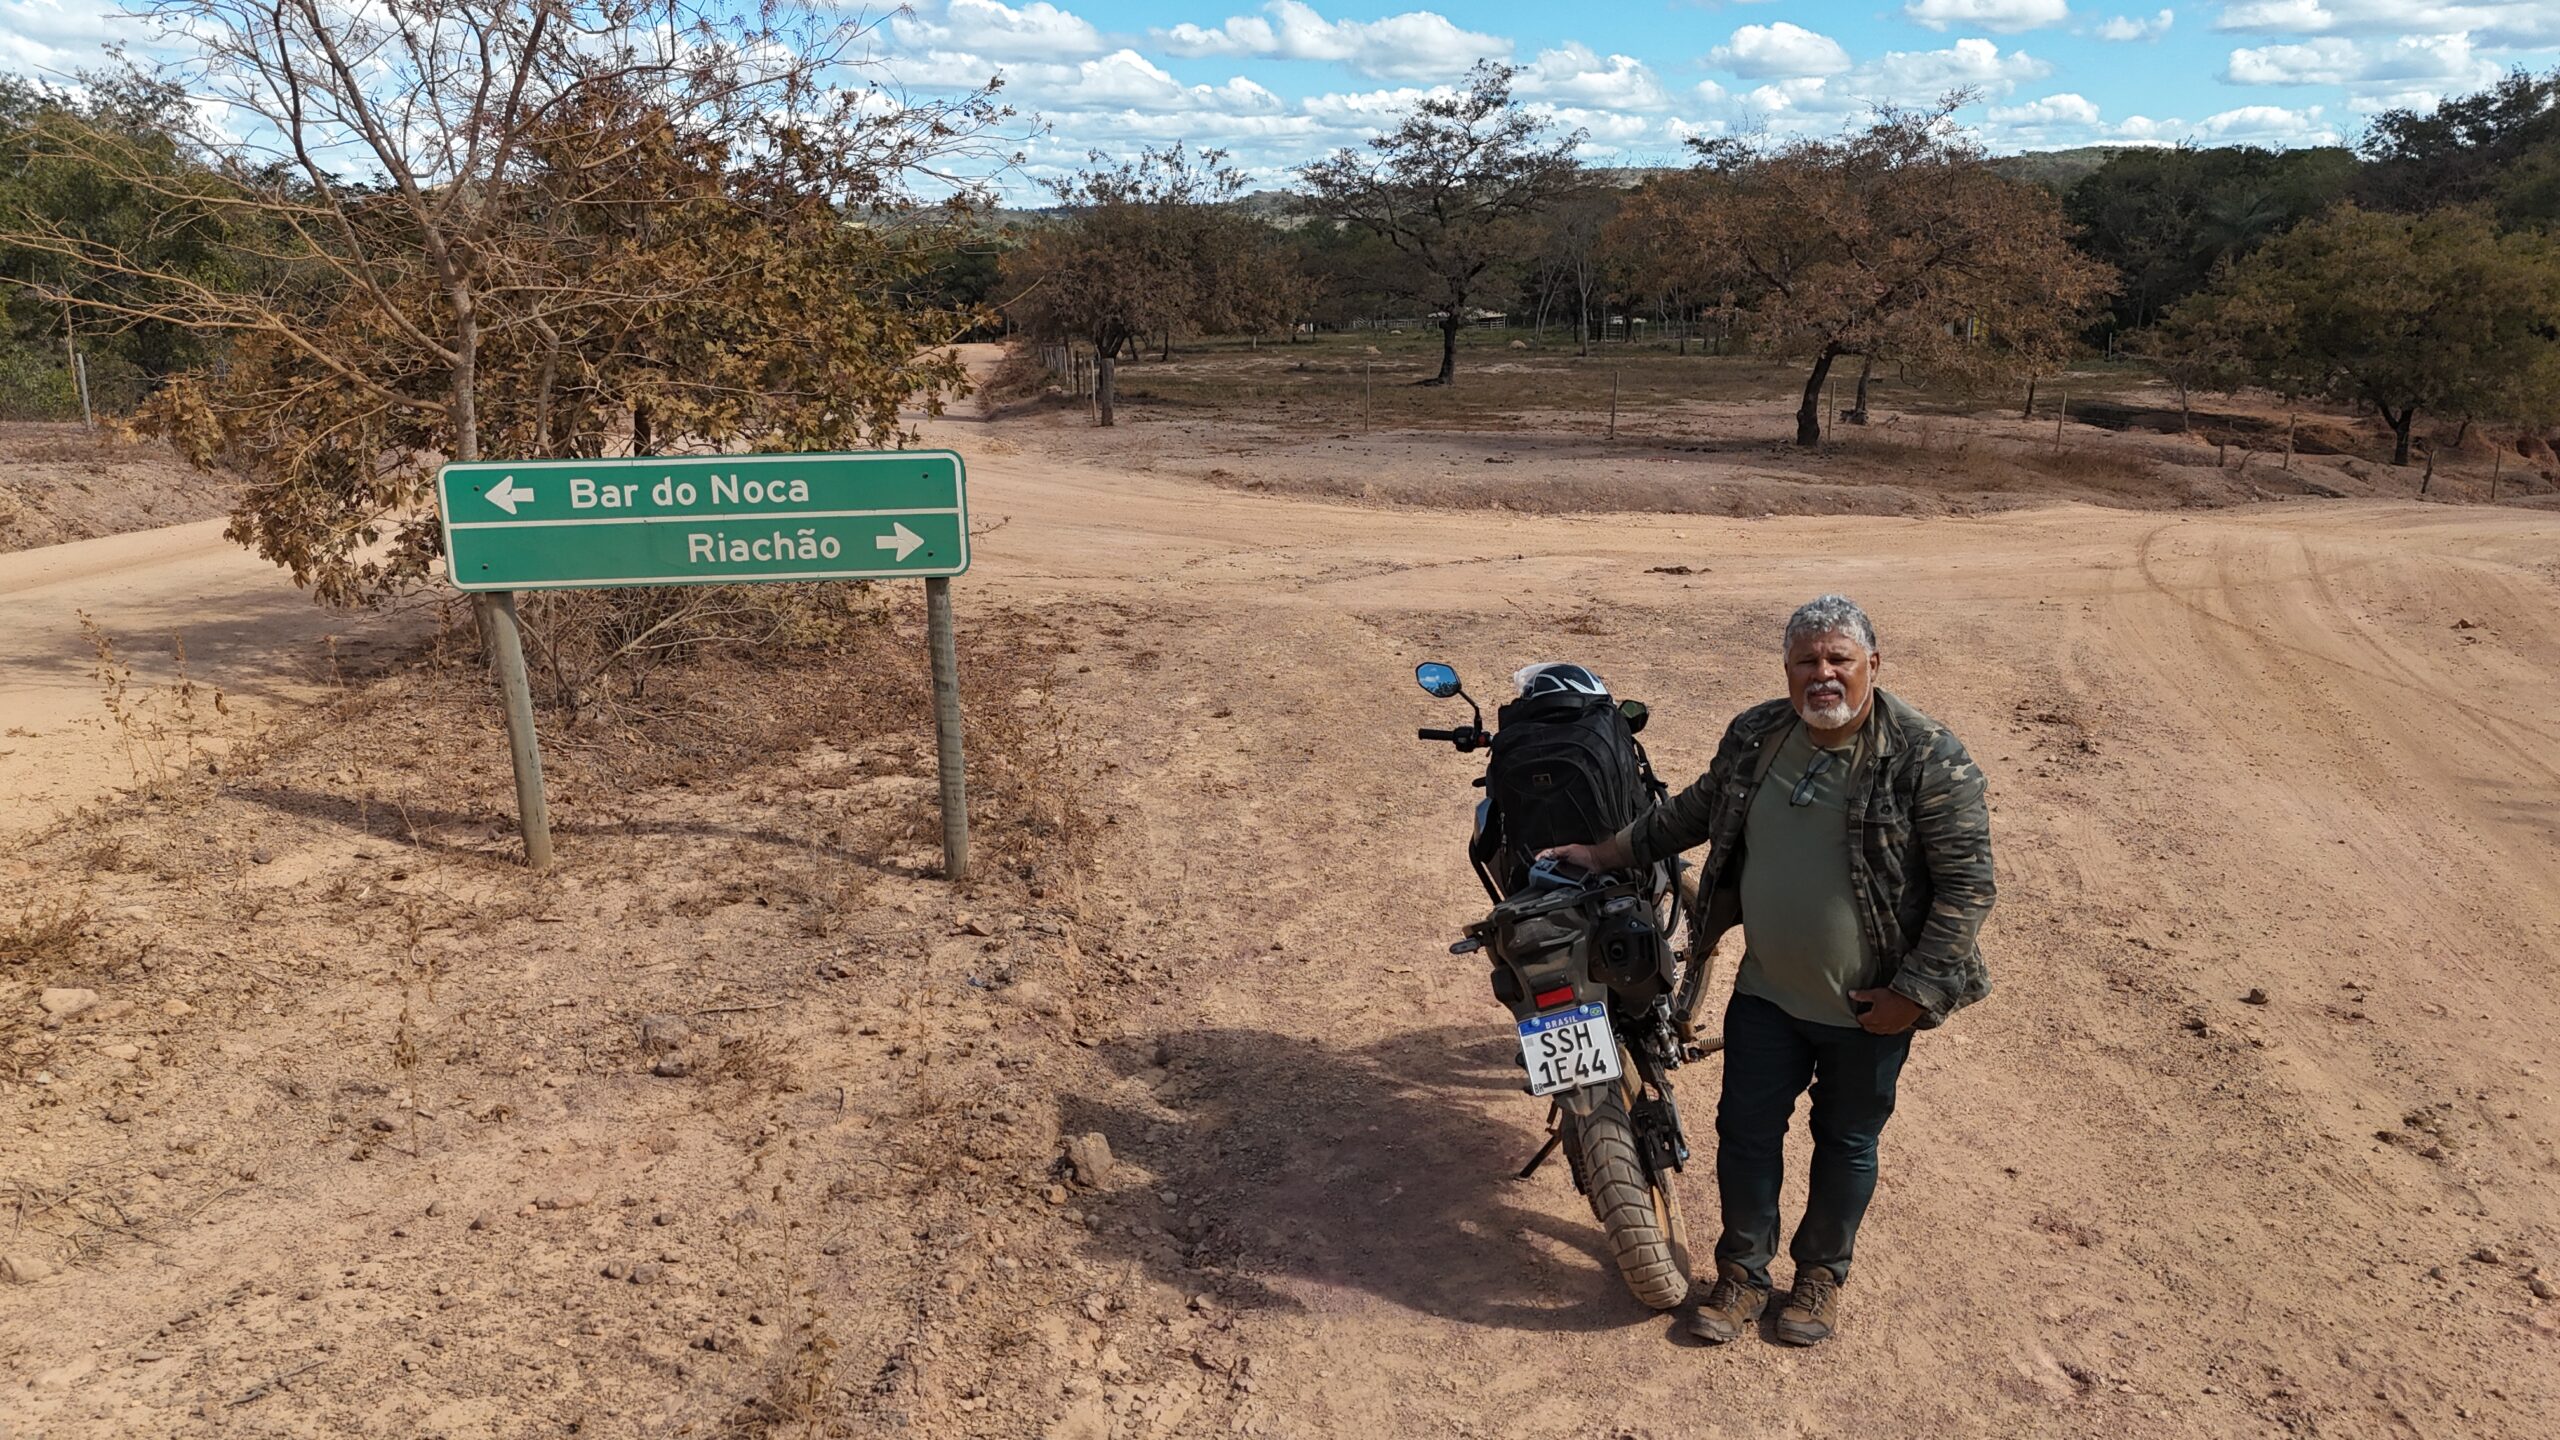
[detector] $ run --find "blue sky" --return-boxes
[13,1,2560,197]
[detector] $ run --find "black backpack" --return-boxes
[1484,691,1647,873]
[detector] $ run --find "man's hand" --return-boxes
[1535,838,1629,872]
[1848,987,1924,1035]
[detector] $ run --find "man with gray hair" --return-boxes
[1540,594,1993,1346]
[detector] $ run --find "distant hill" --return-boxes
[1988,147,2133,191]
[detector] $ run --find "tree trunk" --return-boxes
[1796,349,1837,448]
[1429,310,1460,386]
[2383,403,2414,466]
[2021,376,2037,421]
[1846,353,1874,425]
[1576,291,1589,358]
[1159,327,1170,362]
[1095,345,1117,427]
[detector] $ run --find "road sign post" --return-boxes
[435,450,972,874]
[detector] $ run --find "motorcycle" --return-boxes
[1413,660,1718,1312]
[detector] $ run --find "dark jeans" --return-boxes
[1714,991,1912,1291]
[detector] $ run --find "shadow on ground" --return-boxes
[1059,1021,1706,1335]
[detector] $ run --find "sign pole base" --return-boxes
[474,590,554,870]
[925,576,969,882]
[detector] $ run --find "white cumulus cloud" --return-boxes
[889,0,1105,63]
[1988,91,2102,125]
[2216,0,2560,46]
[2194,103,2340,145]
[2223,32,2502,108]
[1709,22,1853,79]
[1514,43,1670,110]
[1154,2,1508,82]
[2096,9,2174,41]
[1904,0,2072,32]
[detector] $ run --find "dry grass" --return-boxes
[0,893,88,967]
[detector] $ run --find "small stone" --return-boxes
[2,1252,56,1283]
[37,988,100,1018]
[2528,1276,2554,1300]
[2242,987,2269,1005]
[425,1199,445,1217]
[652,1212,676,1227]
[629,1261,664,1285]
[100,1042,140,1062]
[1081,1293,1110,1323]
[1065,1133,1114,1189]
[160,999,192,1017]
[1045,1185,1070,1206]
[639,1015,689,1054]
[2427,1265,2448,1281]
[602,1260,630,1281]
[369,1116,399,1133]
[104,1106,134,1124]
[468,1213,493,1232]
[250,848,274,865]
[2473,1245,2505,1265]
[652,1056,691,1078]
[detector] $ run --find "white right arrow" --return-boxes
[484,475,533,515]
[876,521,924,562]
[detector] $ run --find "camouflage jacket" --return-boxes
[1622,688,1995,1028]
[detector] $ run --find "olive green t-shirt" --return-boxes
[1736,723,1874,1028]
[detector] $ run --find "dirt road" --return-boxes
[0,520,428,839]
[3,417,2557,1437]
[951,444,2560,1436]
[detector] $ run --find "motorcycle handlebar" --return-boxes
[1417,727,1461,742]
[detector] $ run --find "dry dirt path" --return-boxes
[936,431,2560,1437]
[0,520,416,840]
[2,409,2555,1437]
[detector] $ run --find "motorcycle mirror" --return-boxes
[1619,699,1650,734]
[1415,662,1463,699]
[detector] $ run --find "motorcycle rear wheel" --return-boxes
[1570,1066,1693,1311]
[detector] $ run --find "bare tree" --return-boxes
[1299,62,1581,386]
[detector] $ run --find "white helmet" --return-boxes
[1512,662,1611,700]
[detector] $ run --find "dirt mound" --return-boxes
[0,426,234,554]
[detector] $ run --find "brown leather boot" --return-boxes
[1684,1261,1768,1345]
[1774,1266,1842,1346]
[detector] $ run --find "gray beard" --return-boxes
[1796,695,1859,730]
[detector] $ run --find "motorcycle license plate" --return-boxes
[1517,1003,1622,1097]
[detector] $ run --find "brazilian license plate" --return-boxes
[1517,1003,1622,1097]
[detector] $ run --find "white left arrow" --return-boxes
[877,521,924,562]
[484,475,534,515]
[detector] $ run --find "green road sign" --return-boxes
[435,450,968,592]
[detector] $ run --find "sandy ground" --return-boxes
[2,360,2557,1438]
[0,520,428,839]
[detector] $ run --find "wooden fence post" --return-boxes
[473,591,552,870]
[924,577,969,882]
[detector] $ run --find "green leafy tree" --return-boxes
[1299,62,1582,386]
[2155,204,2560,465]
[2360,68,2560,230]
[2064,145,2356,333]
[0,71,242,415]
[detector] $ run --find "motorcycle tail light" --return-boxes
[1533,984,1576,1010]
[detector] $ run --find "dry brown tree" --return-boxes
[1623,98,2113,445]
[1001,144,1293,425]
[0,0,1011,609]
